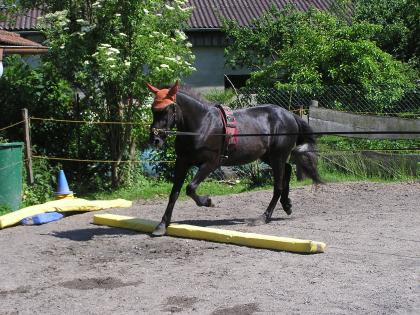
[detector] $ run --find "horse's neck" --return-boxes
[176,93,212,131]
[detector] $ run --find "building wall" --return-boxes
[183,46,249,92]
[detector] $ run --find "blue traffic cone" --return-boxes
[55,170,73,198]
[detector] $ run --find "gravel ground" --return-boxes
[0,181,419,315]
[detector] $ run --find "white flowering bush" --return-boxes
[36,0,195,186]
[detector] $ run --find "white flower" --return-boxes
[156,13,162,17]
[84,60,90,65]
[119,32,128,37]
[115,13,121,17]
[186,42,192,48]
[165,5,175,10]
[124,61,131,67]
[59,44,65,49]
[100,43,111,48]
[108,47,120,54]
[143,9,149,14]
[107,58,116,62]
[160,64,170,68]
[175,30,187,41]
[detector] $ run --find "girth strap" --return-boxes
[216,104,238,160]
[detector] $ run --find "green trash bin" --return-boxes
[0,142,24,211]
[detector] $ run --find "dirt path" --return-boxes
[1,182,419,314]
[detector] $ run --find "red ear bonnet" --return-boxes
[146,81,179,111]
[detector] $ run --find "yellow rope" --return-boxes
[31,148,419,165]
[0,120,24,132]
[30,117,150,126]
[32,155,176,164]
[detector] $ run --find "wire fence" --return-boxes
[1,90,419,188]
[232,84,420,118]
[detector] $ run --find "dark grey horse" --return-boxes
[146,81,322,236]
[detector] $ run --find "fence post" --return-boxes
[22,108,34,185]
[309,100,318,107]
[299,105,304,118]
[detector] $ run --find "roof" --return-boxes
[0,30,43,46]
[0,7,43,31]
[0,1,334,31]
[187,0,334,29]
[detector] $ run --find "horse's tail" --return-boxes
[291,114,323,184]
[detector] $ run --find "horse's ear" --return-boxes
[146,82,159,94]
[168,80,179,97]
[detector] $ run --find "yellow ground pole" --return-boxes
[93,214,326,254]
[0,199,132,229]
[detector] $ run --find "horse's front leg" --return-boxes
[152,159,189,237]
[186,162,218,207]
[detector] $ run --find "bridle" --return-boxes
[151,102,178,137]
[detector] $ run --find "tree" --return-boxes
[223,5,415,110]
[352,0,419,69]
[0,1,19,21]
[20,0,195,186]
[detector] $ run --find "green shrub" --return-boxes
[22,158,61,207]
[204,89,236,105]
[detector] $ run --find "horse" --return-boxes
[146,81,322,236]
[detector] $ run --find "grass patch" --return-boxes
[83,178,253,201]
[0,205,12,216]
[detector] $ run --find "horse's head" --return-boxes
[146,81,179,148]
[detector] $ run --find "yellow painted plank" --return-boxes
[93,214,326,254]
[0,199,132,229]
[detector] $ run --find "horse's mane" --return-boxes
[177,85,215,107]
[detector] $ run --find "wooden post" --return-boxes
[299,105,304,118]
[22,108,34,185]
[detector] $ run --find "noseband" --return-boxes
[151,103,178,137]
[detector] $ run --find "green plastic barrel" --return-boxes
[0,142,24,211]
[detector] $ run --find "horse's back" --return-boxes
[234,104,298,134]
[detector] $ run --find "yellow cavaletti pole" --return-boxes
[93,214,326,254]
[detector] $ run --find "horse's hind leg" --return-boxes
[186,162,218,207]
[250,156,285,225]
[280,163,292,215]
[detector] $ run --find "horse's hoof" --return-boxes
[247,215,267,226]
[151,223,166,237]
[206,198,215,207]
[281,199,292,215]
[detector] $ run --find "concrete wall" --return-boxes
[183,46,249,92]
[309,106,420,139]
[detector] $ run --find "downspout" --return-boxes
[0,48,3,77]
